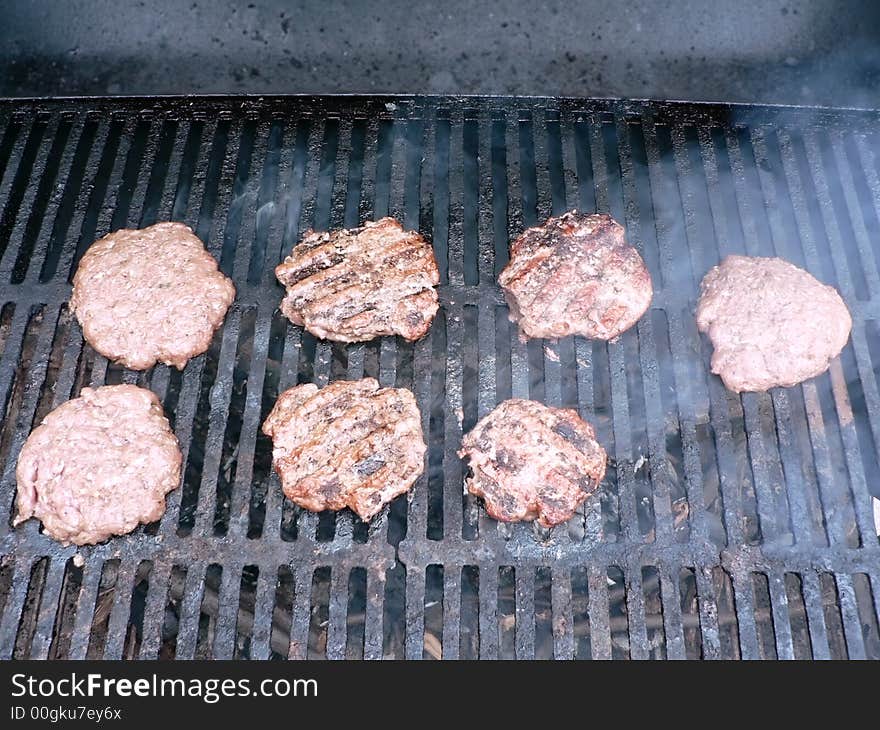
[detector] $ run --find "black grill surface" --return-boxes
[0,95,878,660]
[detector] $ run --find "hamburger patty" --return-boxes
[696,255,852,392]
[458,399,607,527]
[498,211,652,340]
[275,217,439,342]
[70,222,236,370]
[14,385,182,546]
[262,378,426,521]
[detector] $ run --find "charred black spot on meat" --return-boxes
[494,490,520,515]
[495,447,522,472]
[318,476,342,499]
[552,421,588,450]
[354,454,385,477]
[578,474,601,492]
[280,251,345,284]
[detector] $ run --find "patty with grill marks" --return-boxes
[498,211,652,341]
[275,218,440,342]
[696,255,852,392]
[262,377,426,521]
[458,399,607,527]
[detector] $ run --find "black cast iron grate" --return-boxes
[0,95,878,660]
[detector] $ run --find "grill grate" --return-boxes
[0,95,878,660]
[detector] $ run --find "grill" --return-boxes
[0,94,879,660]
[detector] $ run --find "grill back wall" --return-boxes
[0,95,878,660]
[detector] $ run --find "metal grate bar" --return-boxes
[248,567,277,660]
[120,118,163,233]
[828,130,880,296]
[67,560,104,660]
[137,561,172,660]
[442,303,464,541]
[625,566,650,660]
[504,114,529,405]
[102,561,139,660]
[705,125,804,548]
[171,563,207,660]
[0,558,32,658]
[694,567,722,659]
[798,129,880,547]
[617,119,672,544]
[326,567,350,660]
[224,123,281,537]
[192,306,242,535]
[0,118,45,268]
[800,570,831,659]
[404,567,426,660]
[768,129,860,545]
[587,564,612,659]
[329,118,353,231]
[659,565,687,659]
[731,570,761,660]
[258,120,315,540]
[0,305,61,537]
[639,121,707,548]
[288,565,313,660]
[0,114,22,193]
[767,571,795,660]
[0,115,64,282]
[150,120,188,225]
[38,119,109,286]
[441,567,461,660]
[668,124,738,549]
[801,128,875,300]
[27,557,68,659]
[408,331,434,541]
[478,564,499,660]
[209,562,242,660]
[551,566,575,659]
[827,358,879,546]
[15,119,86,286]
[363,568,384,660]
[514,568,536,659]
[834,572,867,659]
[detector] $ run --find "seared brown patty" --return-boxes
[14,385,182,546]
[696,255,852,392]
[70,222,236,370]
[262,378,426,521]
[275,217,440,342]
[498,211,652,340]
[458,399,607,527]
